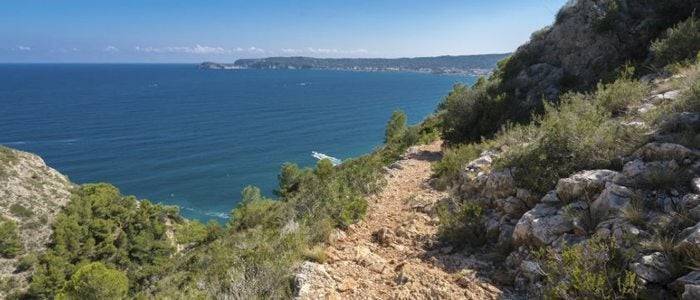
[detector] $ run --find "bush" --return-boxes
[9,203,34,219]
[432,143,483,190]
[59,262,128,300]
[27,183,176,298]
[494,91,644,194]
[174,220,209,245]
[0,218,22,258]
[536,235,640,299]
[651,16,700,67]
[437,202,487,249]
[440,83,508,145]
[594,68,650,114]
[230,186,292,231]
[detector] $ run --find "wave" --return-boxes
[181,206,229,219]
[311,151,342,166]
[1,138,79,146]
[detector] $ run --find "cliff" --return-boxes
[0,146,73,297]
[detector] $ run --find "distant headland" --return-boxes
[199,53,510,75]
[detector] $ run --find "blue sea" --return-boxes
[0,64,476,220]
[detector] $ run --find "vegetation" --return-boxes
[0,217,22,258]
[536,235,641,299]
[431,143,483,189]
[27,183,178,298]
[58,262,129,300]
[439,81,507,145]
[496,85,644,194]
[651,16,700,67]
[436,202,487,249]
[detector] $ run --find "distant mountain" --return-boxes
[199,54,510,75]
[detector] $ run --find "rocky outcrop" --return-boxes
[0,146,74,298]
[500,0,699,109]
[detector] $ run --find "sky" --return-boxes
[0,0,569,63]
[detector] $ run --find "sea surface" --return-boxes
[0,64,476,220]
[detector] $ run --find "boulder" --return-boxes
[556,170,618,203]
[519,260,545,282]
[671,271,700,294]
[658,112,700,135]
[498,196,528,217]
[294,261,337,298]
[631,252,672,284]
[353,246,387,273]
[633,142,695,162]
[513,204,573,246]
[677,222,700,249]
[617,159,681,188]
[591,183,633,217]
[458,168,516,203]
[693,178,700,194]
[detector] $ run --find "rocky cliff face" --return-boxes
[0,146,74,297]
[499,0,699,110]
[451,74,700,298]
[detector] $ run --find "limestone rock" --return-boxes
[671,271,700,294]
[556,169,618,203]
[294,261,338,299]
[591,182,633,217]
[677,222,700,249]
[513,204,573,246]
[353,246,387,273]
[519,260,545,282]
[631,252,672,284]
[633,142,695,162]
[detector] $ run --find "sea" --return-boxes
[0,64,477,221]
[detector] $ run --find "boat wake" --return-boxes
[312,151,342,166]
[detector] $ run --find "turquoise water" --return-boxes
[0,64,476,220]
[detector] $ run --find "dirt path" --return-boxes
[297,141,502,299]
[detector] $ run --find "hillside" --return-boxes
[200,53,510,75]
[2,0,700,299]
[0,146,73,297]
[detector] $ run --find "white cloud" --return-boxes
[281,48,301,54]
[103,45,120,52]
[15,45,31,51]
[248,46,265,53]
[279,47,369,55]
[134,44,262,55]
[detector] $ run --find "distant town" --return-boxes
[200,53,510,75]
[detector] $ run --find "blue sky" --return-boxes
[0,0,568,63]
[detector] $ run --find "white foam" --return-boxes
[311,151,342,166]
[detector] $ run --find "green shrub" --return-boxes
[592,0,621,33]
[494,91,644,194]
[536,235,640,299]
[174,220,209,245]
[432,143,483,190]
[437,202,487,249]
[440,83,508,145]
[385,110,408,145]
[9,203,34,219]
[0,218,22,258]
[594,69,650,114]
[651,16,700,67]
[230,186,292,231]
[59,262,129,300]
[416,114,442,144]
[16,253,37,272]
[27,183,176,298]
